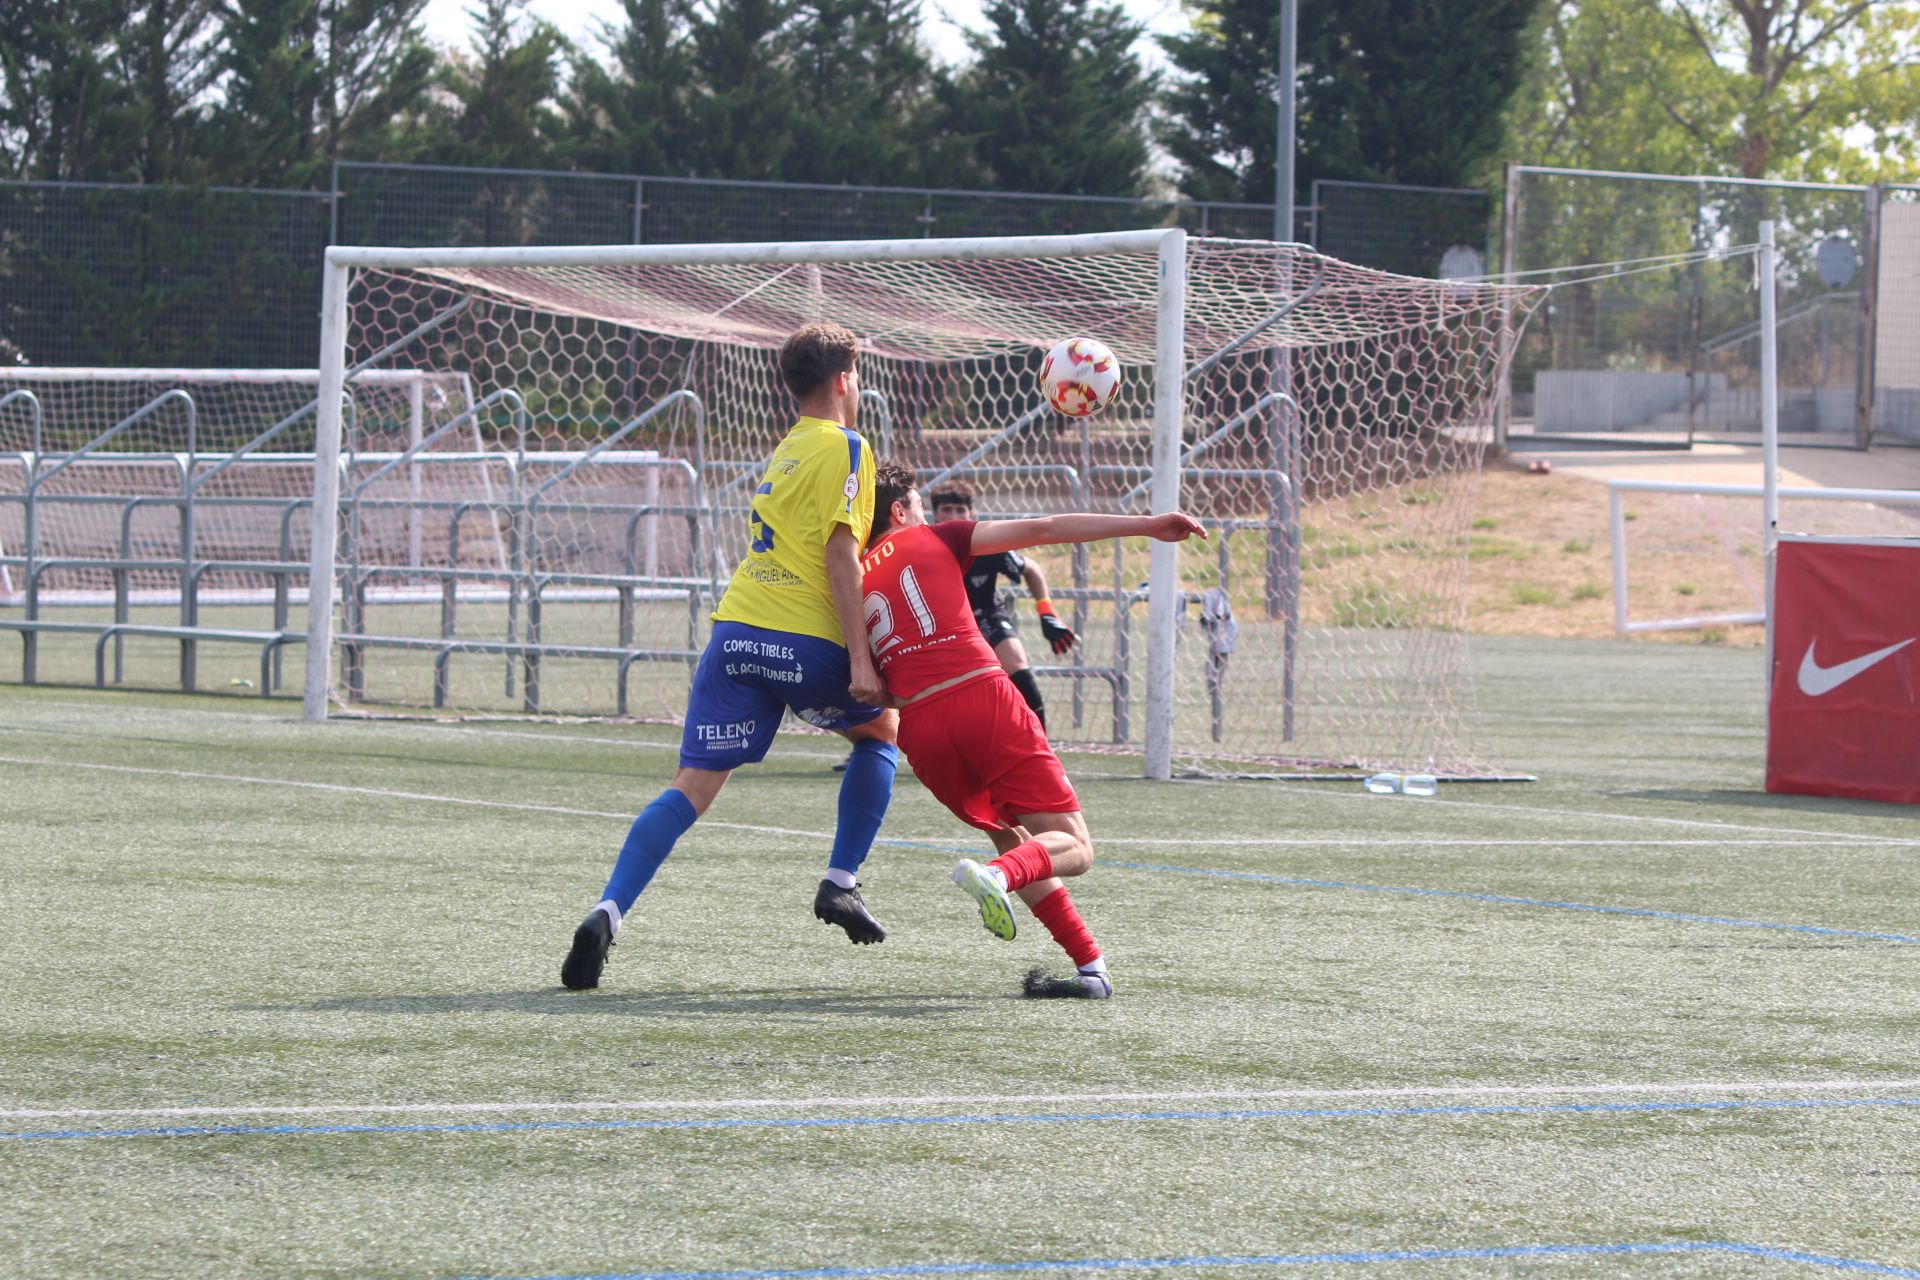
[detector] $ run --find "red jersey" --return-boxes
[860,519,1000,702]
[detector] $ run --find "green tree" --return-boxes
[0,0,217,183]
[1159,0,1543,204]
[681,0,803,180]
[784,0,943,185]
[414,0,567,170]
[1502,0,1702,175]
[1,0,137,180]
[117,0,222,183]
[205,0,436,187]
[936,0,1155,196]
[1510,0,1920,181]
[563,0,697,175]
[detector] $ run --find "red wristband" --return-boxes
[1034,599,1057,617]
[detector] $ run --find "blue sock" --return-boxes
[601,789,698,914]
[829,739,898,878]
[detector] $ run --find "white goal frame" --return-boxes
[306,229,1193,777]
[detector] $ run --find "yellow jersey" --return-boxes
[712,415,876,645]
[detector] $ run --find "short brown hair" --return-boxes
[926,480,975,511]
[869,460,916,543]
[779,323,859,398]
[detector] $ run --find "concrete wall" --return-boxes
[1880,200,1920,393]
[1535,371,1723,433]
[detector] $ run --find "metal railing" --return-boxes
[10,373,1308,743]
[1608,478,1920,632]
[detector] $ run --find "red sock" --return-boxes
[987,839,1054,892]
[1029,887,1101,968]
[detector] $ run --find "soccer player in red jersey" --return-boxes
[859,462,1206,998]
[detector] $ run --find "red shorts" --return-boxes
[898,674,1079,833]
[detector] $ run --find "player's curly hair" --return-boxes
[869,461,916,543]
[925,480,975,511]
[778,323,859,398]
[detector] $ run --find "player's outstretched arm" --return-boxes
[971,512,1207,557]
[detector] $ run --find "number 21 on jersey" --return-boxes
[865,565,934,656]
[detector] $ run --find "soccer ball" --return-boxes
[1040,337,1122,418]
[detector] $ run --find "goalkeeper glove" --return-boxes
[1035,600,1076,655]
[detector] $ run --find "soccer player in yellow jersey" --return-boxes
[562,323,900,989]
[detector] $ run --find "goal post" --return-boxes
[305,228,1197,762]
[299,229,1541,778]
[1145,229,1188,779]
[305,255,353,722]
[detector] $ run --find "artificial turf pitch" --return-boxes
[1,634,1917,1279]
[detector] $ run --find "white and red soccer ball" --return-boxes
[1040,337,1121,418]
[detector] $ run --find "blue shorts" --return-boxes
[680,621,885,770]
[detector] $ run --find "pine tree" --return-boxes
[205,0,436,187]
[114,0,222,184]
[935,0,1154,197]
[679,0,803,181]
[1,0,138,180]
[563,0,696,176]
[1159,0,1543,205]
[784,0,942,186]
[416,0,566,170]
[0,0,216,183]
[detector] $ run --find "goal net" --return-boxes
[301,230,1542,776]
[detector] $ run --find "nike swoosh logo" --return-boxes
[1797,638,1916,696]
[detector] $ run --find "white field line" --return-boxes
[4,697,849,761]
[0,755,1896,850]
[8,1077,1920,1123]
[0,755,804,836]
[1174,779,1911,847]
[0,756,628,821]
[427,723,847,762]
[8,701,1913,845]
[1089,837,1894,848]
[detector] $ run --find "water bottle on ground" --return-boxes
[1363,773,1401,794]
[1401,773,1439,797]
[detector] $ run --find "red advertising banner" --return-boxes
[1767,537,1920,804]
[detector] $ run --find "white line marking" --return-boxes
[9,1078,1919,1122]
[428,723,848,763]
[2,696,849,761]
[1190,780,1912,846]
[9,700,1914,846]
[0,759,1889,852]
[0,755,636,820]
[1090,837,1892,848]
[1,755,1906,850]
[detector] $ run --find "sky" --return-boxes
[419,0,1189,72]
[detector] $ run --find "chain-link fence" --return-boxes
[1502,166,1883,450]
[0,180,331,369]
[331,162,1275,247]
[0,164,1417,372]
[4,160,1908,451]
[1310,179,1492,280]
[0,165,1476,376]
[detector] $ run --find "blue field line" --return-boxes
[460,1240,1920,1280]
[1095,859,1920,944]
[9,1092,1920,1144]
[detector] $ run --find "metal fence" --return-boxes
[0,180,331,369]
[1500,165,1917,451]
[330,162,1291,247]
[1310,179,1493,280]
[0,164,1443,373]
[7,161,1905,452]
